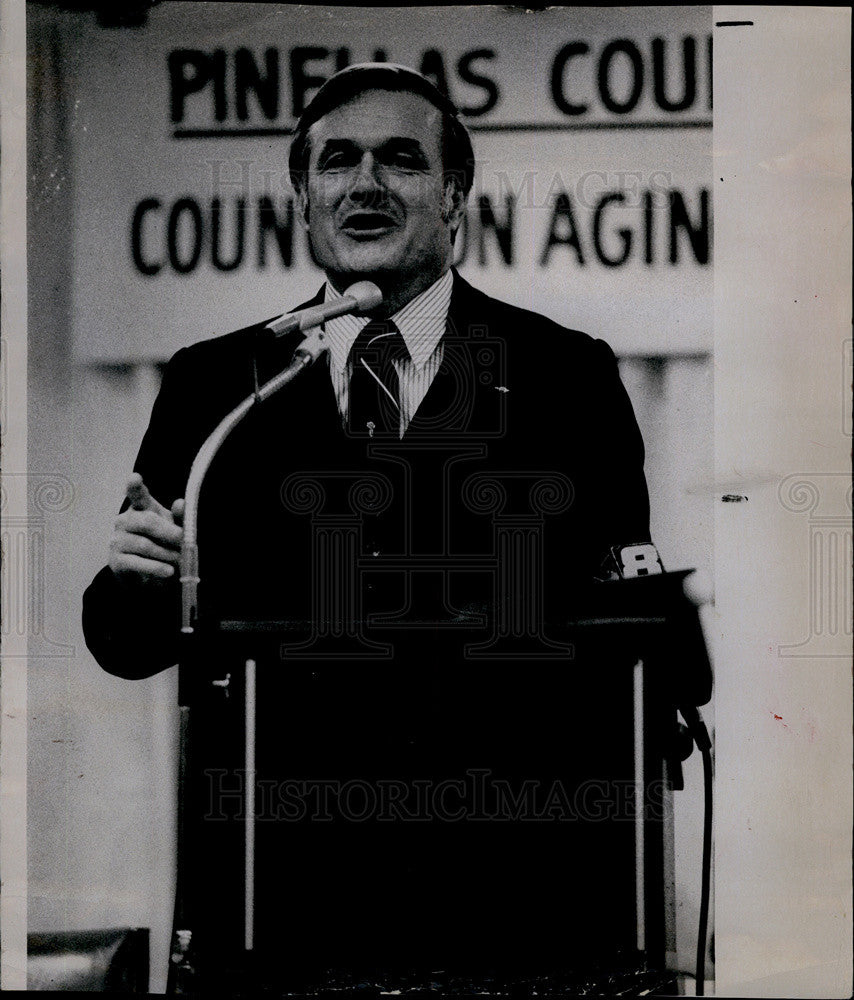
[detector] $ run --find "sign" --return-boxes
[67,5,712,361]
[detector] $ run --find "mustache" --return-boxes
[338,188,397,213]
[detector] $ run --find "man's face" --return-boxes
[300,88,462,289]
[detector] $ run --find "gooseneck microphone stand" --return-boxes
[166,283,382,994]
[178,328,329,639]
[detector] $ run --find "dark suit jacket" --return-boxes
[82,270,651,979]
[83,269,649,678]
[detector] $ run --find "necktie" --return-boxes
[346,320,407,436]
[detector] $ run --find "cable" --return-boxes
[695,738,713,995]
[680,705,713,997]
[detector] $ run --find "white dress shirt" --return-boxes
[323,269,453,437]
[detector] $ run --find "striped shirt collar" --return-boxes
[323,269,453,374]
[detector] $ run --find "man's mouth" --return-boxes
[340,212,399,239]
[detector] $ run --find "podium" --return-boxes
[168,572,712,995]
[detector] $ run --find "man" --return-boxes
[84,64,650,986]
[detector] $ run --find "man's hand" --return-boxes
[108,473,185,587]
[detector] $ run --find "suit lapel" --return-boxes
[407,270,499,436]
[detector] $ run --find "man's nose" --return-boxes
[348,152,384,199]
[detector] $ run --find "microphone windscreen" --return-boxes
[345,281,383,314]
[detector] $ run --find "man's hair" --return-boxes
[288,63,475,199]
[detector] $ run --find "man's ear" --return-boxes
[296,187,310,229]
[442,179,466,230]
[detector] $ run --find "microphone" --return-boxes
[584,541,712,706]
[264,281,383,337]
[597,542,665,581]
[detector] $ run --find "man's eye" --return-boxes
[383,151,422,169]
[320,152,352,170]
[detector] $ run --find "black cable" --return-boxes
[680,705,713,997]
[695,740,713,995]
